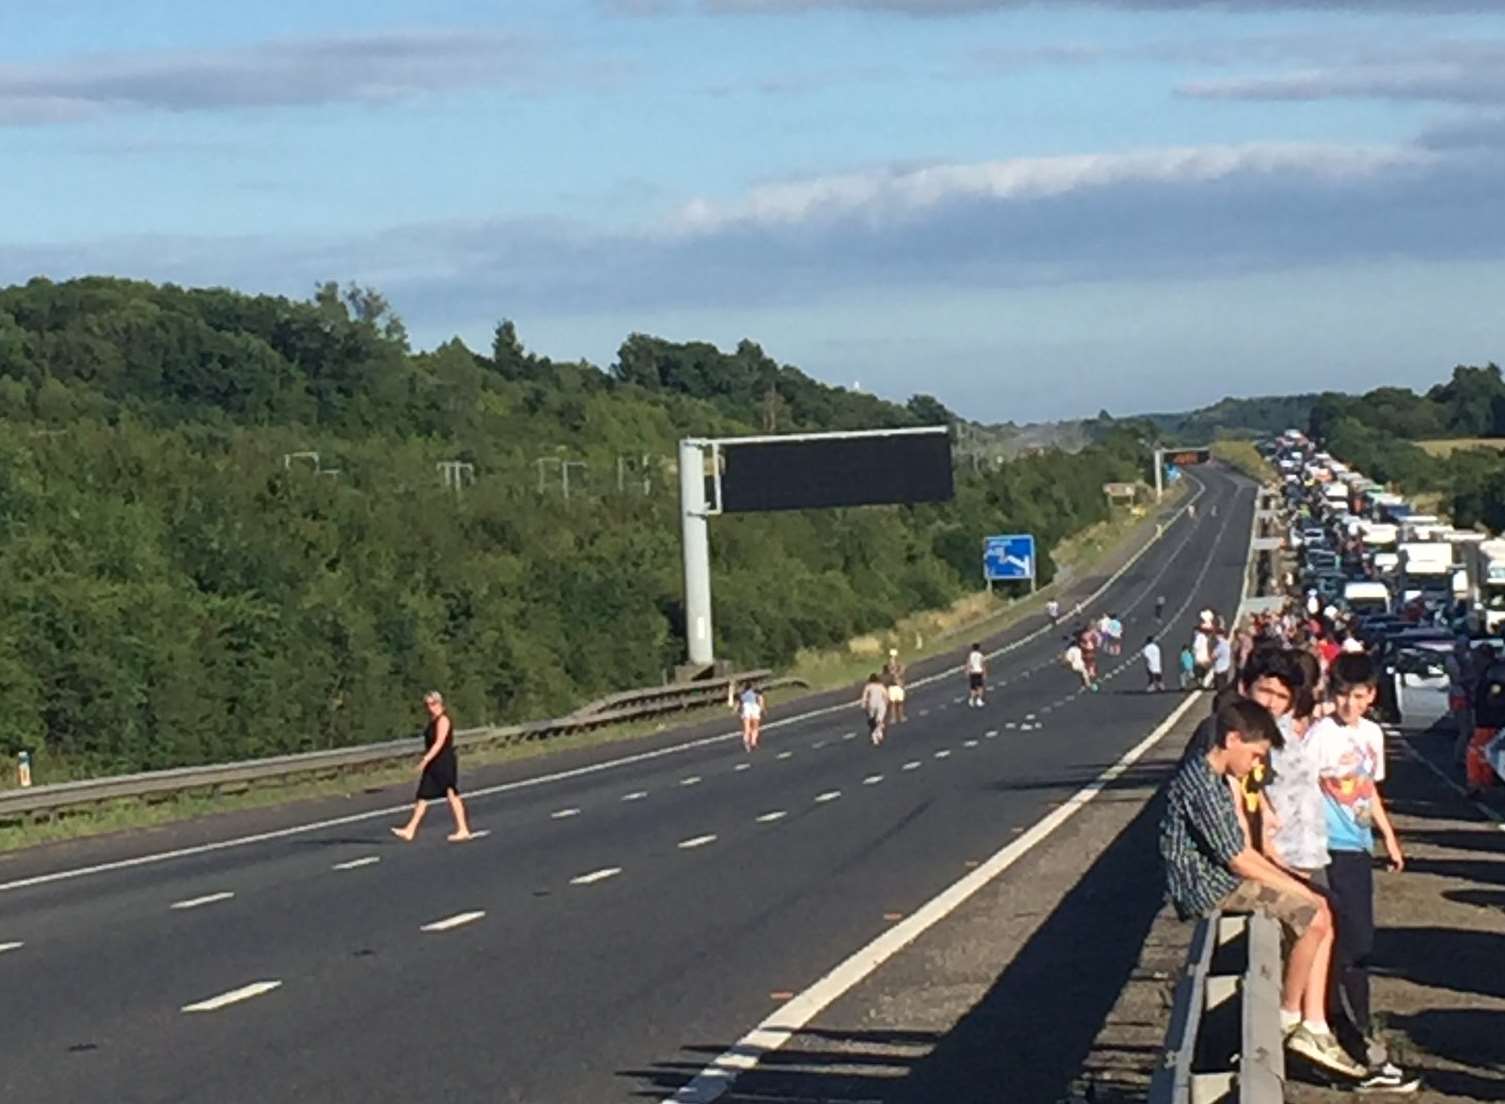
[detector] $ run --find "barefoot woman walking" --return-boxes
[392,690,474,842]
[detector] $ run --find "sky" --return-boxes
[6,1,1505,422]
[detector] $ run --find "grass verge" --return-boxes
[1210,440,1275,484]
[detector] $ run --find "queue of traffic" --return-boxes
[1261,430,1505,792]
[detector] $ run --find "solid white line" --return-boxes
[170,892,235,911]
[571,867,621,885]
[622,791,648,801]
[2,476,1215,900]
[552,808,581,819]
[680,776,702,786]
[755,811,787,823]
[862,775,884,785]
[679,835,718,849]
[902,761,921,771]
[814,791,841,804]
[331,856,381,871]
[658,690,1205,1104]
[0,941,22,953]
[182,980,281,1013]
[420,910,486,932]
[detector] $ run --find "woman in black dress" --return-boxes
[392,690,474,842]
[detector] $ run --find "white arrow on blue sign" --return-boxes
[983,534,1036,582]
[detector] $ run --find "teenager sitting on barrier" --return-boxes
[1160,699,1365,1080]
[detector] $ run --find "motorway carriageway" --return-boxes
[0,467,1254,1104]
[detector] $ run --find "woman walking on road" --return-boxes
[392,690,474,842]
[739,682,767,752]
[862,672,890,745]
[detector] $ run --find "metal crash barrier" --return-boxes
[1149,910,1284,1104]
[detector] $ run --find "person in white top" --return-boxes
[860,672,889,746]
[1142,636,1164,692]
[738,683,766,753]
[965,643,988,708]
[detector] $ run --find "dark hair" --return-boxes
[971,642,981,651]
[1215,699,1284,750]
[1287,649,1322,720]
[1329,653,1378,694]
[1239,647,1302,698]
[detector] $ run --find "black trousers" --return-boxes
[1326,850,1375,1038]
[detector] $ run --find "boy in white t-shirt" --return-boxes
[965,644,987,708]
[1308,653,1415,1093]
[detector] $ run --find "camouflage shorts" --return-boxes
[1218,879,1319,936]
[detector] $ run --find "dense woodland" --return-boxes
[1305,365,1505,531]
[0,277,1151,777]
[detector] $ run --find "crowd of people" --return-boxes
[1159,601,1422,1093]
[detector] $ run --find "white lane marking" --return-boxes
[1005,722,1017,730]
[756,811,787,823]
[571,867,622,885]
[963,740,978,748]
[658,691,1206,1104]
[421,910,486,932]
[862,775,884,785]
[1025,714,1036,721]
[552,807,581,819]
[843,732,857,741]
[622,791,649,801]
[985,730,998,738]
[812,741,828,750]
[170,892,235,911]
[934,750,952,760]
[679,835,718,850]
[2,477,1219,899]
[814,791,842,804]
[467,829,492,840]
[902,761,921,771]
[776,751,793,760]
[332,856,381,871]
[680,776,702,787]
[733,763,752,772]
[182,980,282,1013]
[0,942,22,954]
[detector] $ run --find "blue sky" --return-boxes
[6,1,1505,421]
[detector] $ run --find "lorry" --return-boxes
[1399,541,1455,597]
[1465,539,1505,636]
[1343,580,1391,616]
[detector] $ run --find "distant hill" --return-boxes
[1136,394,1320,442]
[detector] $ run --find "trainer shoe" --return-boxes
[1355,1063,1422,1094]
[1287,1025,1366,1079]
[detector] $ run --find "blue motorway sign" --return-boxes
[983,533,1036,582]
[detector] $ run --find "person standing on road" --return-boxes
[1142,636,1165,692]
[738,682,766,752]
[1212,631,1234,692]
[1063,637,1092,690]
[1179,642,1196,690]
[861,672,889,745]
[965,643,988,708]
[883,648,908,725]
[1046,598,1061,625]
[1309,655,1417,1092]
[392,690,474,843]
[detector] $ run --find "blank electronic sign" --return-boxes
[718,432,954,513]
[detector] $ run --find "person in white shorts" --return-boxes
[738,682,766,752]
[883,648,907,725]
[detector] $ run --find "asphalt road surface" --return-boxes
[0,466,1255,1104]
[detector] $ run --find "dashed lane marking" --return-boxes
[814,791,842,804]
[985,730,998,738]
[570,868,622,886]
[902,761,921,771]
[733,764,752,772]
[170,892,235,911]
[680,776,702,787]
[622,791,648,801]
[863,775,884,785]
[332,856,381,871]
[552,808,581,819]
[934,750,952,759]
[0,942,22,954]
[756,811,788,823]
[182,980,282,1013]
[420,910,486,932]
[679,835,717,850]
[776,751,793,760]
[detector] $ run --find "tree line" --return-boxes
[0,277,1150,778]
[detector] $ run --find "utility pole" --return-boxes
[437,461,475,494]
